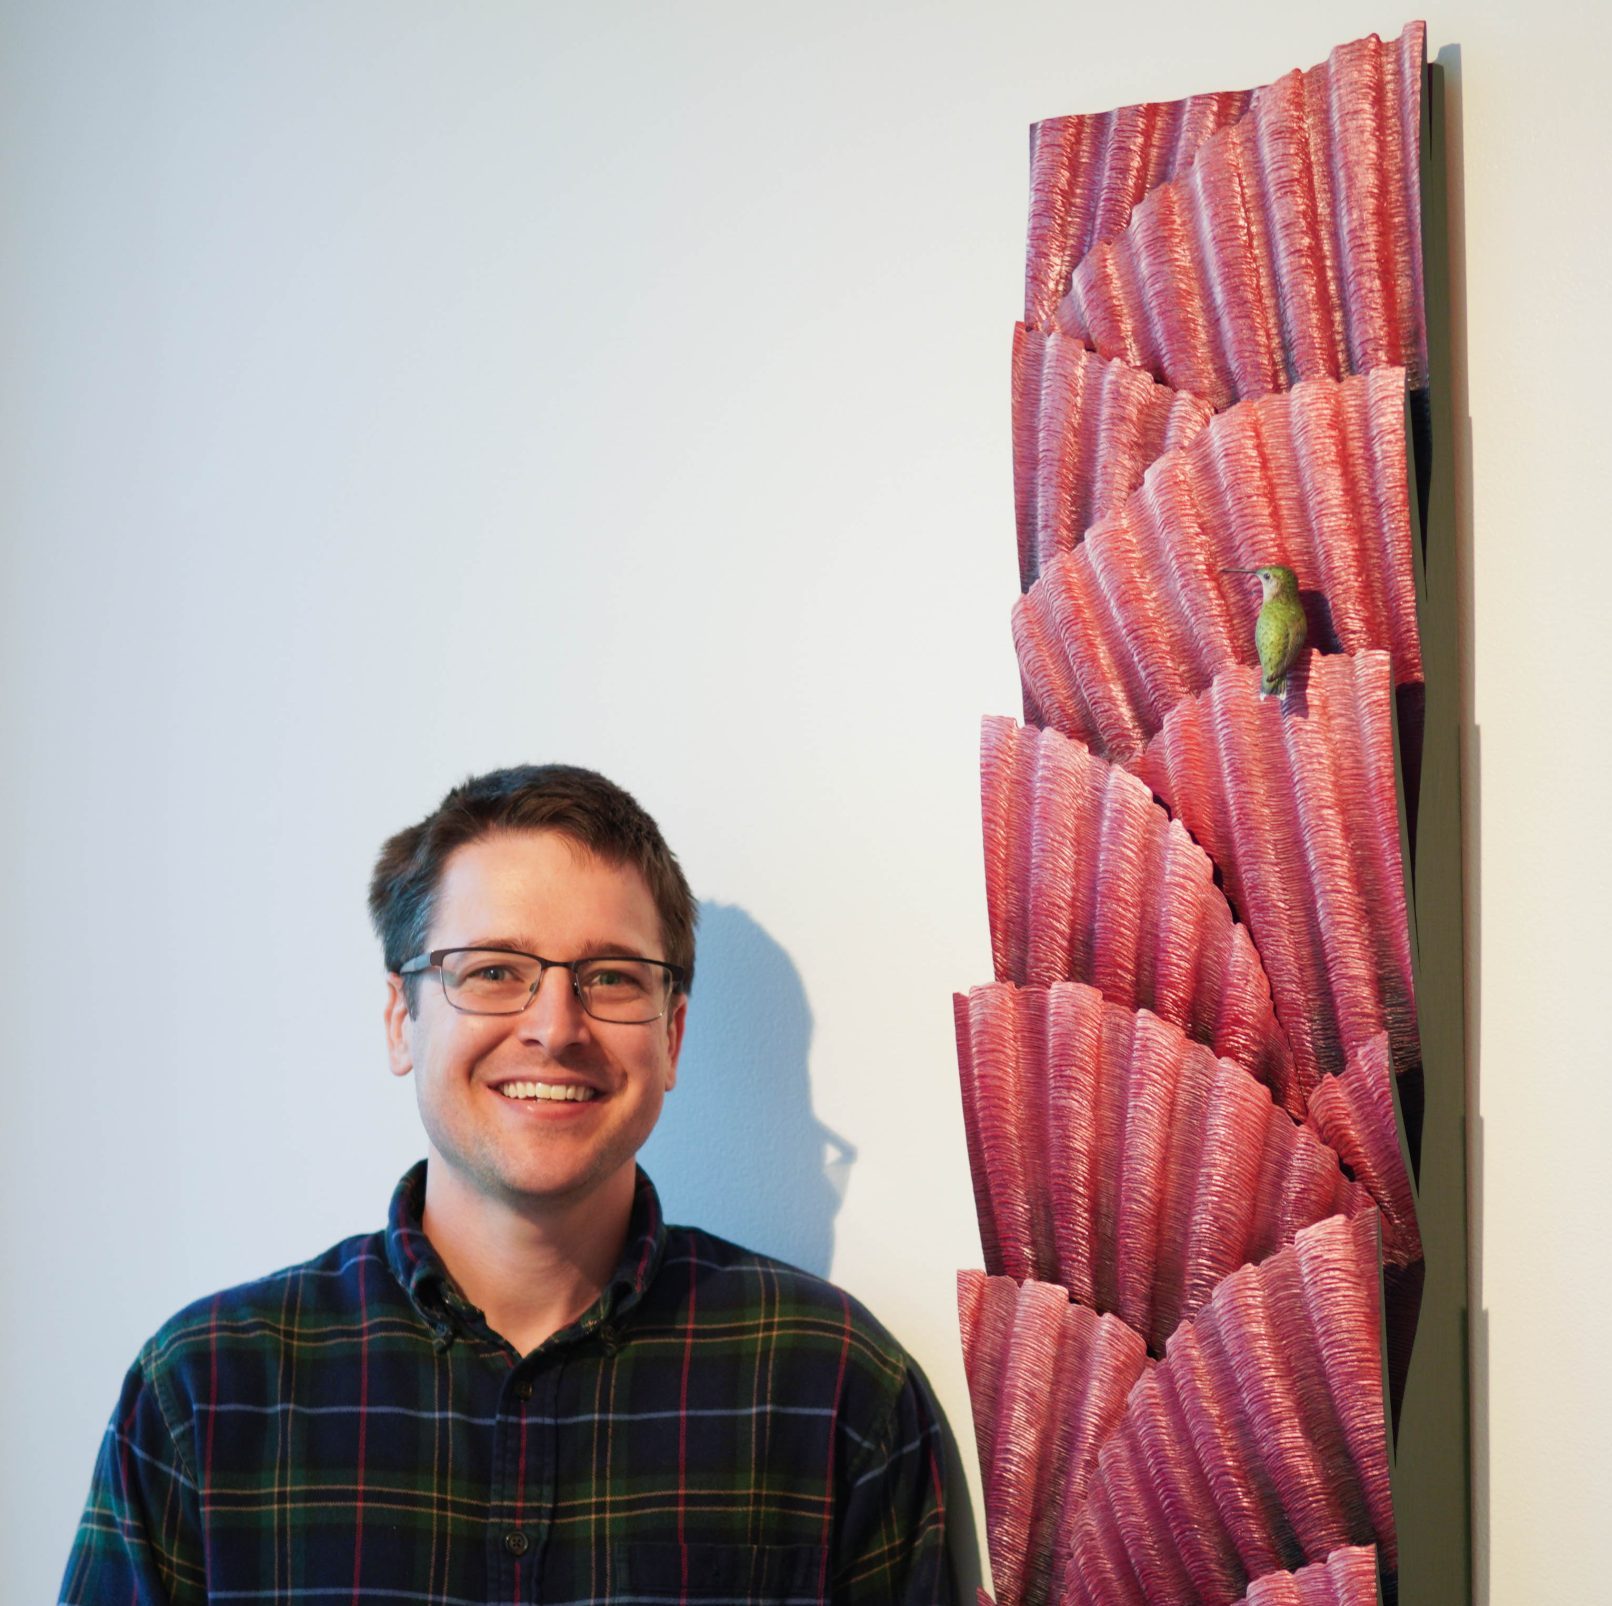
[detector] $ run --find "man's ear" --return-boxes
[384,974,415,1079]
[662,992,688,1091]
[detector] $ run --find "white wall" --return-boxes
[4,4,1607,1601]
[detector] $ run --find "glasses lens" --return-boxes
[576,959,672,1023]
[441,950,542,1014]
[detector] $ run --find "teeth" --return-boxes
[496,1081,598,1102]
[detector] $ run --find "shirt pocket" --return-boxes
[610,1539,830,1604]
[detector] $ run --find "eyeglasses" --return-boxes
[398,947,683,1024]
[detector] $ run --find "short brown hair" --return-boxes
[369,764,697,1011]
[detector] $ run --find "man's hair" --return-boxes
[369,764,697,1012]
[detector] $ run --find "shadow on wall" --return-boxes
[639,901,852,1276]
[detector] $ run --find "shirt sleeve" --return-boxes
[60,1353,207,1605]
[834,1362,956,1605]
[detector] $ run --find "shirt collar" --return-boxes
[384,1159,669,1349]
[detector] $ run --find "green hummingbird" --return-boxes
[1224,564,1307,695]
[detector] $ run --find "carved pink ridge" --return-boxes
[1014,368,1422,765]
[1026,90,1254,329]
[1058,1213,1394,1604]
[1235,1545,1382,1604]
[1136,653,1420,1092]
[980,715,1302,1111]
[1011,325,1214,590]
[1054,26,1427,408]
[958,1269,1150,1606]
[955,980,1370,1351]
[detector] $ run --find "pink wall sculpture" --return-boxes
[956,21,1455,1605]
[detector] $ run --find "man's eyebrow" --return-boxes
[573,937,669,957]
[459,937,662,959]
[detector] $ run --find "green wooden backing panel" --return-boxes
[1392,56,1474,1606]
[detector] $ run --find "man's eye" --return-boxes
[585,966,646,992]
[453,961,525,989]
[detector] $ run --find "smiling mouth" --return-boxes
[495,1081,599,1102]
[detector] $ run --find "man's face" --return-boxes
[384,828,685,1217]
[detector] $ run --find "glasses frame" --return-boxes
[398,946,684,1025]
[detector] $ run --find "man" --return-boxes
[62,764,953,1603]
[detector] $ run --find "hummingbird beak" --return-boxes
[1220,567,1258,575]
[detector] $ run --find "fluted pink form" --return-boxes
[1136,653,1419,1092]
[1011,325,1214,589]
[1026,88,1251,328]
[1305,1033,1420,1267]
[955,981,1369,1352]
[1235,1546,1382,1604]
[1308,1032,1424,1427]
[980,714,1302,1111]
[958,1270,1150,1606]
[1055,26,1426,409]
[1056,1212,1394,1604]
[1014,369,1422,765]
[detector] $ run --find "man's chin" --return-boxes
[483,1157,638,1218]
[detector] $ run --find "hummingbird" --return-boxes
[1223,565,1307,695]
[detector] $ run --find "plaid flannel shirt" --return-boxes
[62,1162,952,1604]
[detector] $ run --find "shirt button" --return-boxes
[504,1528,530,1556]
[513,1377,534,1400]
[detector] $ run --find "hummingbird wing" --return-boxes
[1256,601,1308,688]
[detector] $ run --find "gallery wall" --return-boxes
[4,3,1609,1600]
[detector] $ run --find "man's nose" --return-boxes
[519,964,590,1050]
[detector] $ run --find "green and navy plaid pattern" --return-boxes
[62,1162,951,1604]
